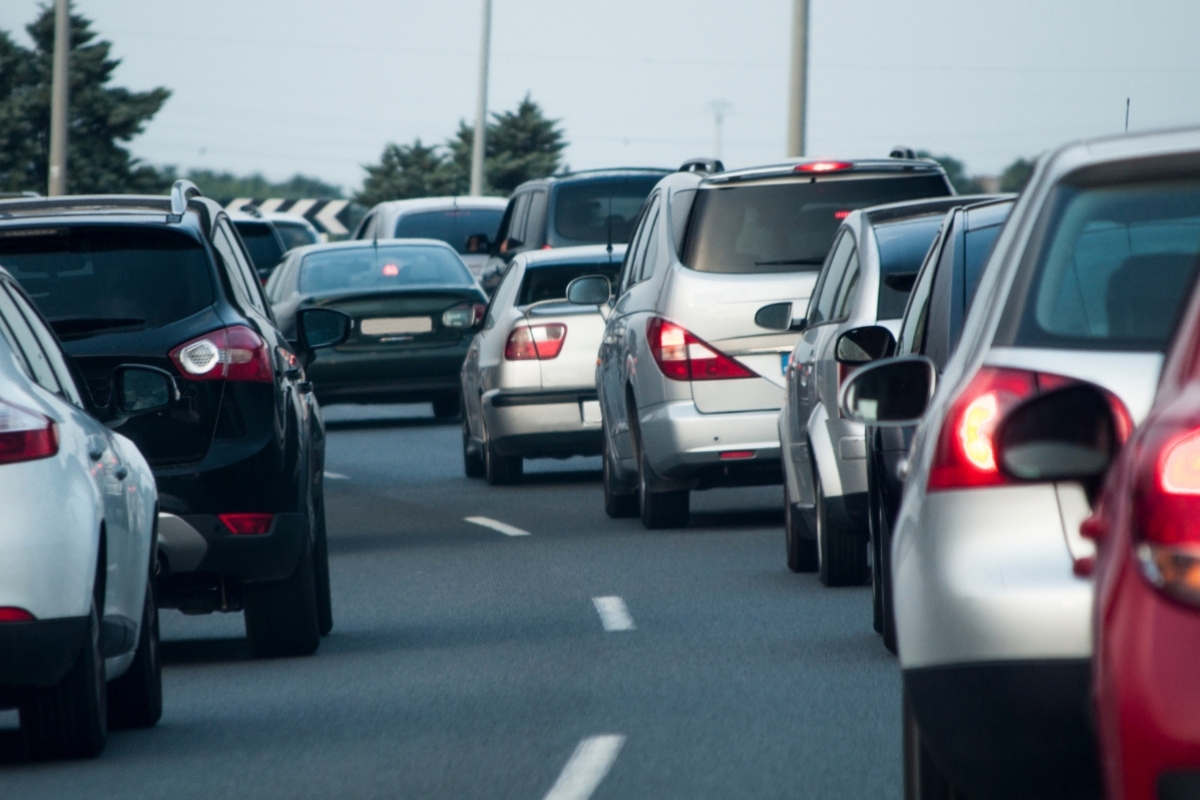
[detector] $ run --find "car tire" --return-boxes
[432,392,459,419]
[313,491,334,637]
[784,482,818,573]
[243,537,320,659]
[107,580,162,730]
[21,599,107,760]
[816,475,869,587]
[463,407,485,478]
[637,446,688,529]
[880,509,898,655]
[602,435,638,518]
[904,688,968,799]
[484,424,522,485]
[869,481,884,633]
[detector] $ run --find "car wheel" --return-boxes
[816,475,869,587]
[432,392,459,419]
[869,479,884,633]
[21,599,107,759]
[462,405,485,478]
[637,442,688,529]
[484,422,522,485]
[881,508,898,655]
[904,688,968,799]
[243,537,320,658]
[107,579,162,730]
[313,491,334,637]
[602,435,638,518]
[784,481,818,573]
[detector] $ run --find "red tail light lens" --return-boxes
[1134,426,1200,606]
[646,318,755,382]
[0,400,58,466]
[504,324,567,360]
[795,161,853,173]
[218,513,274,535]
[442,303,487,329]
[169,326,273,383]
[0,607,34,622]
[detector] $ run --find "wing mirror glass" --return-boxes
[995,384,1119,483]
[835,325,897,365]
[566,275,612,305]
[839,356,936,425]
[297,307,351,350]
[465,233,490,254]
[112,365,179,414]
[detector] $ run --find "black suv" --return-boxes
[0,181,350,658]
[478,167,669,292]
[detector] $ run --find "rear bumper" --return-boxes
[157,511,306,587]
[638,400,782,490]
[309,342,469,404]
[482,389,602,458]
[905,660,1099,799]
[0,616,88,689]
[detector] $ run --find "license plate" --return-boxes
[361,316,432,336]
[780,352,791,375]
[580,400,602,424]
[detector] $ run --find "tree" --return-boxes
[1000,157,1035,193]
[0,8,170,194]
[916,151,986,194]
[181,169,343,199]
[355,139,459,207]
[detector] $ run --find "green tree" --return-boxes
[448,95,566,194]
[0,8,170,194]
[182,169,343,199]
[355,139,458,207]
[916,150,986,195]
[999,157,1035,193]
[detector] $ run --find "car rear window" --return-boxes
[299,244,474,294]
[681,174,951,274]
[273,220,319,251]
[234,220,285,272]
[552,176,663,246]
[395,208,505,255]
[518,262,621,306]
[875,215,944,319]
[0,226,214,338]
[996,179,1200,351]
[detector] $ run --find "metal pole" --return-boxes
[48,0,70,195]
[786,0,809,158]
[710,100,732,162]
[469,0,491,197]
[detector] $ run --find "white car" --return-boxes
[0,269,169,758]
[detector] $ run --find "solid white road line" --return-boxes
[464,516,531,537]
[323,471,349,480]
[592,596,635,632]
[542,735,626,800]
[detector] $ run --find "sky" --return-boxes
[2,0,1200,195]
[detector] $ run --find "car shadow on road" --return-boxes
[325,416,453,432]
[161,637,252,665]
[688,508,784,529]
[511,469,601,486]
[0,730,30,764]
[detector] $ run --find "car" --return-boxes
[0,180,350,660]
[266,238,488,418]
[596,156,954,529]
[352,196,508,277]
[838,128,1200,798]
[781,195,989,585]
[230,209,288,282]
[478,167,670,293]
[460,244,625,484]
[266,211,323,251]
[0,267,168,758]
[858,197,1014,651]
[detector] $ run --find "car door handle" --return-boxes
[114,466,129,481]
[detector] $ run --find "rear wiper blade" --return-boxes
[49,317,146,336]
[753,258,825,266]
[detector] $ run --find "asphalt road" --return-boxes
[0,404,902,799]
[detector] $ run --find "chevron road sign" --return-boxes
[221,198,355,236]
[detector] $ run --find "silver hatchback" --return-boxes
[596,158,953,528]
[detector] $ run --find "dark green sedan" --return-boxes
[265,239,487,417]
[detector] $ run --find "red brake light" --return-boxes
[0,607,34,622]
[833,210,851,220]
[218,513,274,535]
[0,400,58,466]
[719,450,755,460]
[504,324,567,360]
[646,318,755,382]
[169,326,273,383]
[795,161,854,173]
[1133,426,1200,606]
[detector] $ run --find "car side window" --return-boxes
[215,221,269,316]
[808,232,855,326]
[485,263,521,330]
[618,202,651,294]
[507,193,532,247]
[4,284,83,408]
[353,212,374,240]
[669,189,696,258]
[898,235,942,356]
[0,282,61,396]
[224,222,271,315]
[832,248,861,321]
[635,196,663,284]
[525,191,548,247]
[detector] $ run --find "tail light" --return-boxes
[505,324,567,360]
[218,513,274,535]
[0,607,34,622]
[646,318,755,381]
[0,400,58,466]
[442,303,487,329]
[1134,425,1200,606]
[795,161,853,173]
[169,326,273,383]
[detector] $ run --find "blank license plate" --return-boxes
[361,316,432,336]
[580,400,602,424]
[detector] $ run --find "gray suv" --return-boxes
[594,157,953,528]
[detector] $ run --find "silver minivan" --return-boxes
[595,158,953,528]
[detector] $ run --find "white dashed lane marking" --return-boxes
[464,516,531,537]
[542,735,626,800]
[592,597,635,632]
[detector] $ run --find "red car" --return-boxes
[994,282,1200,800]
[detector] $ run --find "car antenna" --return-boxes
[1125,97,1130,133]
[606,187,614,255]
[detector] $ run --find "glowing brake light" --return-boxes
[646,318,755,381]
[1133,426,1200,607]
[169,326,273,383]
[505,324,567,360]
[1160,431,1200,495]
[382,263,400,277]
[0,400,58,466]
[219,513,274,535]
[0,607,34,622]
[795,161,854,173]
[833,210,851,220]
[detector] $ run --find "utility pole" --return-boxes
[48,0,70,195]
[786,0,809,158]
[469,0,492,197]
[710,100,732,162]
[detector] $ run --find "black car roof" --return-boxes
[0,194,220,237]
[704,158,946,186]
[513,168,671,191]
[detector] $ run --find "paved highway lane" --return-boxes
[0,404,902,799]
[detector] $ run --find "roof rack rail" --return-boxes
[170,179,203,215]
[889,147,917,160]
[238,203,263,218]
[679,158,724,175]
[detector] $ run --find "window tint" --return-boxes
[681,174,951,275]
[0,226,214,341]
[808,232,855,326]
[0,282,60,394]
[670,189,697,257]
[997,180,1200,351]
[832,249,861,321]
[300,245,474,293]
[626,197,659,289]
[272,220,319,251]
[354,212,375,240]
[214,223,265,315]
[962,223,1003,309]
[394,208,507,255]
[507,193,532,245]
[897,236,941,356]
[486,262,521,328]
[518,262,621,305]
[552,176,662,246]
[4,284,82,407]
[637,201,663,283]
[874,216,944,319]
[525,192,548,247]
[233,221,285,274]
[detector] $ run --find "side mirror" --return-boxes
[296,307,351,350]
[839,356,936,425]
[995,384,1119,483]
[835,325,897,365]
[755,302,792,331]
[465,233,490,254]
[112,365,180,415]
[566,275,612,305]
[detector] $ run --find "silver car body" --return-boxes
[354,196,509,276]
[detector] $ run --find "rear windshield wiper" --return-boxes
[49,317,146,337]
[753,258,826,267]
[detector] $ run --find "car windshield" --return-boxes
[273,220,320,250]
[395,208,505,254]
[299,244,474,293]
[682,174,951,274]
[552,176,663,246]
[0,226,214,337]
[875,215,945,319]
[996,179,1200,351]
[233,221,285,272]
[518,261,621,305]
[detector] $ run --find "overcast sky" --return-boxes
[3,1,1199,194]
